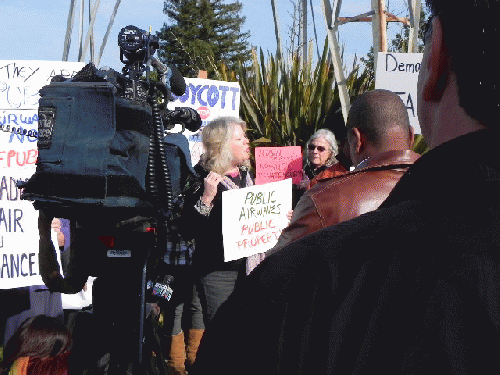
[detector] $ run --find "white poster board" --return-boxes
[167,78,240,165]
[222,179,292,262]
[0,60,84,289]
[375,52,423,134]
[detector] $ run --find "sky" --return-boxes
[0,0,413,74]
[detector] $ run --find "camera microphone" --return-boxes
[149,56,186,96]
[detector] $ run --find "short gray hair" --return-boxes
[305,128,338,167]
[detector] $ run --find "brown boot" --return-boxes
[185,329,205,369]
[166,331,186,375]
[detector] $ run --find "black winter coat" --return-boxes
[192,129,500,374]
[181,164,253,274]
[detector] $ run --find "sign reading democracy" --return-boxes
[255,146,302,185]
[222,179,292,262]
[0,60,84,289]
[168,78,240,165]
[375,52,423,134]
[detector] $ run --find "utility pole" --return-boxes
[321,0,418,122]
[62,0,122,66]
[301,0,308,67]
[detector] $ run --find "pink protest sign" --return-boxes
[255,146,302,185]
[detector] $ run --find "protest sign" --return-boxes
[375,52,423,134]
[167,78,240,165]
[0,60,84,289]
[255,146,302,185]
[222,179,292,262]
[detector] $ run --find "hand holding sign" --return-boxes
[222,179,292,262]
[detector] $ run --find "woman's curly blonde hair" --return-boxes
[199,116,251,175]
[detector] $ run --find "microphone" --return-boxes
[149,56,186,96]
[150,275,174,301]
[162,107,202,132]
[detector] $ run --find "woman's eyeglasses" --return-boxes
[308,144,327,152]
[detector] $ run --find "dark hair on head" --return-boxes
[425,0,500,127]
[0,315,72,375]
[346,89,411,146]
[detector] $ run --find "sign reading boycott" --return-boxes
[375,52,423,134]
[0,60,84,289]
[222,179,292,262]
[168,78,240,165]
[255,146,302,185]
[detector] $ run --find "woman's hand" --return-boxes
[286,210,293,221]
[201,171,223,206]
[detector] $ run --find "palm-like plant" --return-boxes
[234,40,373,147]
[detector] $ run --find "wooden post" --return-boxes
[321,0,350,124]
[407,0,422,53]
[371,0,387,73]
[80,0,101,62]
[62,0,77,61]
[97,0,122,67]
[78,0,85,61]
[301,0,308,68]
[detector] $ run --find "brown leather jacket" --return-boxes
[272,149,420,251]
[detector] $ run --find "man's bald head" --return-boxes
[346,90,414,165]
[346,89,412,147]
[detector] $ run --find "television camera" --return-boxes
[20,25,202,373]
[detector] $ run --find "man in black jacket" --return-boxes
[192,0,500,373]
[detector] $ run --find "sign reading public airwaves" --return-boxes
[0,60,84,289]
[222,179,292,262]
[168,78,240,166]
[375,52,424,134]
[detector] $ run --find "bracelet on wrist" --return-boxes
[195,198,213,216]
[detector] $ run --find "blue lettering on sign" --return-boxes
[0,113,38,143]
[207,85,219,107]
[173,83,240,110]
[0,82,39,108]
[197,85,209,106]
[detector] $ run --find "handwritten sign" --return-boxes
[255,146,302,185]
[375,52,423,134]
[167,78,240,166]
[222,179,292,262]
[0,60,84,289]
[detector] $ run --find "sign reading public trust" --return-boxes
[222,179,292,262]
[0,60,84,289]
[375,52,423,134]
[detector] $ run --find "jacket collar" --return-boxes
[380,129,500,208]
[354,149,420,172]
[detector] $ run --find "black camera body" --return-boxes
[21,26,199,223]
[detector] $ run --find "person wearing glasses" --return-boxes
[300,129,338,189]
[293,129,338,206]
[192,0,500,372]
[273,89,418,251]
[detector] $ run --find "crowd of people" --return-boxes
[3,0,500,373]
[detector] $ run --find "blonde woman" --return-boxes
[181,116,253,324]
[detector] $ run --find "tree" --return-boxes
[157,0,251,78]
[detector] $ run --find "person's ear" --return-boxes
[408,125,415,149]
[421,17,449,102]
[352,128,364,154]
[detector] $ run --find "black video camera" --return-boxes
[21,25,201,223]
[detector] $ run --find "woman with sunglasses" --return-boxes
[298,129,338,191]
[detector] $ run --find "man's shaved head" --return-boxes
[346,89,411,147]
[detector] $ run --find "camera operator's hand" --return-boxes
[201,171,223,207]
[39,210,64,288]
